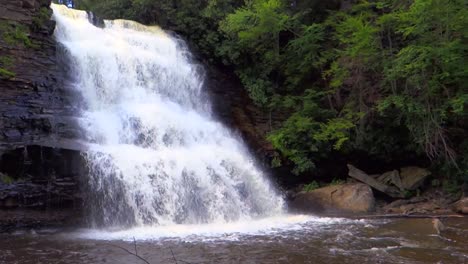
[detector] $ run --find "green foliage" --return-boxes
[378,0,468,163]
[268,90,335,174]
[0,68,15,79]
[303,181,320,192]
[0,21,38,48]
[329,178,346,186]
[220,0,294,105]
[221,0,290,46]
[284,23,325,89]
[0,55,15,79]
[313,117,356,150]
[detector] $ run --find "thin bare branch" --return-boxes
[133,237,138,256]
[170,247,178,264]
[108,244,151,264]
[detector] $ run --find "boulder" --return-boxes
[452,198,468,214]
[400,167,431,190]
[290,183,375,214]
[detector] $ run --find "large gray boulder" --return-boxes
[290,183,375,214]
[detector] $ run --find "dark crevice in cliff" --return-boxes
[0,146,85,209]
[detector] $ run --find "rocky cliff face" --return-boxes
[0,0,84,227]
[0,0,83,150]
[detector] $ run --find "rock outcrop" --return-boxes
[0,0,82,151]
[0,0,84,226]
[290,183,376,214]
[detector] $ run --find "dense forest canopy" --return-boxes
[65,0,467,184]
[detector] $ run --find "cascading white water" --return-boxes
[51,4,284,228]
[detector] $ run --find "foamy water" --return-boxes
[74,215,359,241]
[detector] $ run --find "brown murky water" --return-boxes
[0,216,467,264]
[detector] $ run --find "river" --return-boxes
[1,216,467,264]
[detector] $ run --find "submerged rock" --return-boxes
[290,183,375,214]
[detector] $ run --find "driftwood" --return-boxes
[347,164,405,198]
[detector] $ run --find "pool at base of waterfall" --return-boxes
[1,216,467,264]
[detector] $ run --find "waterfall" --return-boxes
[51,4,284,228]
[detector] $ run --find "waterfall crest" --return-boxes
[51,4,284,228]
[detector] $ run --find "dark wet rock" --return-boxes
[290,183,375,214]
[0,0,83,153]
[0,146,85,209]
[86,11,104,28]
[0,0,85,228]
[22,0,37,9]
[0,209,82,232]
[382,190,461,215]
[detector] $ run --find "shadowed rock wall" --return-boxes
[0,0,85,227]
